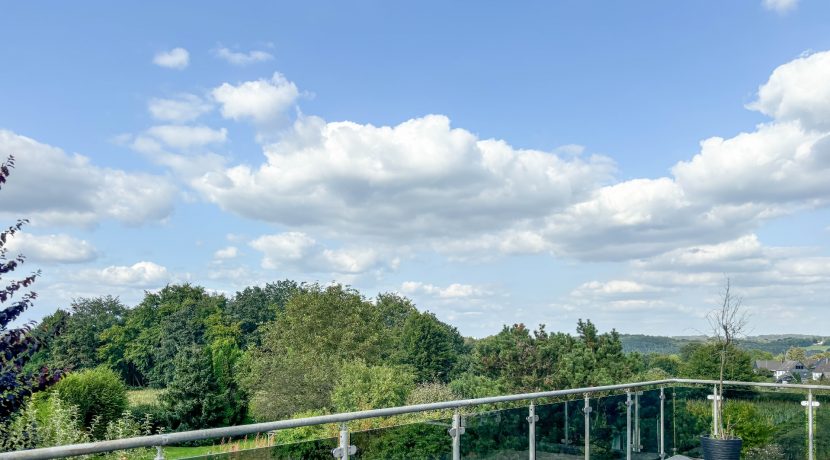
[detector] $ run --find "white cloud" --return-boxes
[146,125,227,149]
[762,0,799,14]
[250,232,316,268]
[0,130,177,226]
[320,248,382,274]
[573,280,660,297]
[212,73,299,123]
[401,281,490,299]
[749,50,830,130]
[148,94,213,122]
[213,246,239,260]
[215,47,273,65]
[74,261,170,287]
[4,233,97,264]
[249,232,389,274]
[193,114,614,246]
[153,47,190,70]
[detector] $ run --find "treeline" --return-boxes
[621,333,826,356]
[17,281,762,440]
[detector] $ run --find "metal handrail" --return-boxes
[1,377,827,459]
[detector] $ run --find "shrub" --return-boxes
[331,361,415,412]
[53,367,128,437]
[448,373,504,399]
[0,394,88,450]
[405,382,459,405]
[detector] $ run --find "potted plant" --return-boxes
[700,279,745,460]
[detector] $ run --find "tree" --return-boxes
[680,342,755,381]
[0,155,64,420]
[35,297,127,372]
[98,284,226,387]
[239,284,414,420]
[161,345,227,430]
[226,280,300,348]
[784,347,806,363]
[706,278,748,439]
[395,311,465,383]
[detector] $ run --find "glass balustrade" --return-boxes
[7,380,830,460]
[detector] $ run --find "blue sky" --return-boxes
[2,0,830,337]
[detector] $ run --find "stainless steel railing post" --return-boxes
[527,402,538,460]
[450,408,464,460]
[583,394,591,460]
[659,386,665,460]
[331,423,356,459]
[625,390,632,460]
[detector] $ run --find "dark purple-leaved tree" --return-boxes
[0,155,64,420]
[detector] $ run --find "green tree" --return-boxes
[331,361,415,412]
[98,284,226,387]
[161,345,227,430]
[53,367,128,437]
[680,342,756,381]
[38,297,127,372]
[396,311,465,383]
[784,347,806,362]
[240,284,414,420]
[226,280,300,348]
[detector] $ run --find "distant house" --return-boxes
[754,360,810,382]
[812,359,830,381]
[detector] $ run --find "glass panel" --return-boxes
[669,385,712,458]
[459,405,529,458]
[588,392,626,459]
[724,386,805,459]
[173,436,338,460]
[535,399,584,457]
[351,417,452,459]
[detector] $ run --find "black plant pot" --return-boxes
[700,435,742,460]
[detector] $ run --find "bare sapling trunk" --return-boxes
[707,278,747,439]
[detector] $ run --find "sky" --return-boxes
[1,0,830,338]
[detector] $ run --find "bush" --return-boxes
[331,361,415,412]
[405,382,459,405]
[0,394,155,458]
[0,393,88,450]
[448,373,504,399]
[53,367,128,437]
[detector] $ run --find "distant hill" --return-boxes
[621,334,827,356]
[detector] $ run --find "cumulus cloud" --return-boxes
[4,233,97,264]
[147,49,830,275]
[213,246,239,260]
[749,50,830,130]
[193,114,614,245]
[74,261,170,287]
[153,47,190,70]
[212,73,299,123]
[249,232,388,274]
[214,47,273,65]
[400,281,490,299]
[0,130,176,226]
[146,125,227,149]
[148,94,213,122]
[762,0,799,14]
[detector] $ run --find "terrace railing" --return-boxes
[1,378,827,459]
